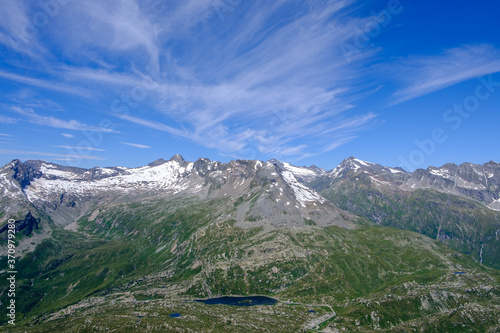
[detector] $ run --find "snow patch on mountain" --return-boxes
[25,160,194,201]
[454,177,487,190]
[353,158,373,167]
[281,170,324,207]
[40,164,81,180]
[0,173,24,199]
[388,168,403,174]
[370,176,391,187]
[429,168,452,179]
[281,162,318,178]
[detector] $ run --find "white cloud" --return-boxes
[0,0,47,58]
[61,133,74,138]
[115,114,190,137]
[0,115,17,123]
[98,1,376,158]
[121,142,150,149]
[0,148,104,160]
[48,0,161,70]
[0,133,14,141]
[7,90,66,111]
[1,1,379,159]
[13,106,119,133]
[0,70,89,97]
[54,158,77,162]
[389,44,500,105]
[55,145,106,151]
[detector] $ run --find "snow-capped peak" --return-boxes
[329,156,370,176]
[22,159,195,202]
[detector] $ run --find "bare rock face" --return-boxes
[0,211,40,236]
[10,159,43,188]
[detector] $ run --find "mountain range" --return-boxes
[1,155,499,332]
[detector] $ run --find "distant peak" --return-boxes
[341,156,359,163]
[147,158,168,167]
[484,160,499,167]
[307,164,325,173]
[169,154,185,163]
[7,159,22,168]
[267,158,284,168]
[341,156,372,166]
[432,162,458,170]
[194,157,212,168]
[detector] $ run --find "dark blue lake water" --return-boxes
[195,296,278,306]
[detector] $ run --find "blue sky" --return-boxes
[1,0,499,171]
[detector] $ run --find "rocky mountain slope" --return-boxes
[1,155,352,232]
[0,155,499,332]
[305,157,500,269]
[306,156,500,208]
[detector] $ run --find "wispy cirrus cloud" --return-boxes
[91,0,377,158]
[0,0,379,160]
[12,106,119,133]
[0,71,90,97]
[61,133,74,138]
[0,0,47,58]
[6,90,65,112]
[0,115,17,124]
[0,148,104,160]
[121,142,150,149]
[0,133,14,141]
[46,0,162,72]
[389,44,500,105]
[115,114,190,138]
[55,145,106,151]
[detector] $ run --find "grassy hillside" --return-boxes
[1,196,499,331]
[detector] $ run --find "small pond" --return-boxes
[195,296,278,307]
